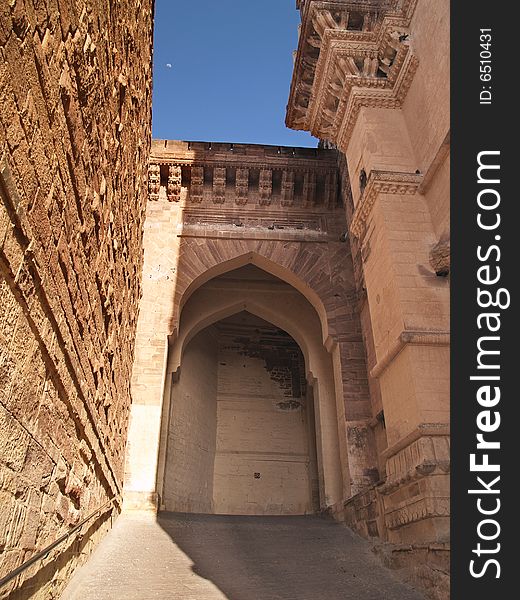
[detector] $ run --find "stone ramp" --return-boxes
[61,512,425,600]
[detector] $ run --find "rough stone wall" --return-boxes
[0,1,153,597]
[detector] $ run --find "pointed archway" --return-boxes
[162,311,320,515]
[156,265,347,512]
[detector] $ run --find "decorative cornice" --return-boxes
[150,140,339,171]
[370,329,450,379]
[147,151,341,208]
[382,424,450,460]
[350,170,422,238]
[384,496,450,530]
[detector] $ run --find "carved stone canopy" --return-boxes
[286,0,419,150]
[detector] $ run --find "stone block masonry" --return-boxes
[0,1,153,597]
[286,2,450,598]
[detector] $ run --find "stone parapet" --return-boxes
[148,140,340,212]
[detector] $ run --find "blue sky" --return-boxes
[152,0,317,147]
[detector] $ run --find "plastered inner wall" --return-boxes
[213,313,314,516]
[163,327,218,513]
[0,1,153,597]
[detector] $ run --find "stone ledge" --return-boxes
[350,170,423,239]
[370,329,450,379]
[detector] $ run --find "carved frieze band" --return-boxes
[147,161,339,208]
[380,434,450,494]
[384,496,450,530]
[380,433,450,529]
[349,170,423,238]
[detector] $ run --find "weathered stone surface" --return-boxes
[287,2,450,598]
[0,0,153,596]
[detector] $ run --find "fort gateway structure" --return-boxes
[0,1,449,598]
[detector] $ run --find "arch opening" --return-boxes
[157,265,346,515]
[163,311,320,515]
[176,252,333,345]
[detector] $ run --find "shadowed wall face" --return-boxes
[0,0,153,596]
[163,327,219,513]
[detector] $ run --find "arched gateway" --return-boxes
[159,264,341,515]
[124,140,379,518]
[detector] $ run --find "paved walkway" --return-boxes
[61,512,424,600]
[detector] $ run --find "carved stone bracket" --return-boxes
[281,170,295,207]
[148,163,160,201]
[213,167,226,204]
[236,168,249,205]
[259,169,273,205]
[167,165,182,202]
[287,0,420,148]
[378,432,450,531]
[350,170,423,239]
[190,166,204,203]
[334,52,419,149]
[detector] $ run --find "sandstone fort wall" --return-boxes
[0,1,153,596]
